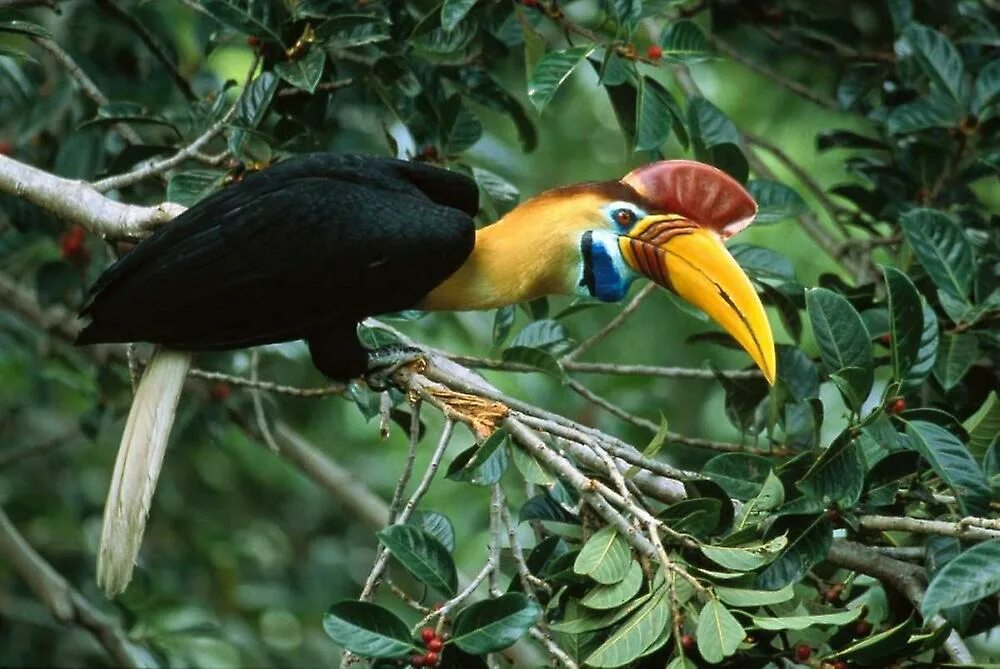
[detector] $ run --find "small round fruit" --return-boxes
[832,661,849,669]
[890,398,906,414]
[523,0,539,6]
[409,655,425,667]
[855,620,872,637]
[427,638,443,652]
[423,652,439,666]
[0,140,12,155]
[247,36,261,47]
[210,382,231,402]
[420,628,436,644]
[647,44,663,60]
[795,643,812,661]
[681,633,696,651]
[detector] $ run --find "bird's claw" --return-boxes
[364,345,426,391]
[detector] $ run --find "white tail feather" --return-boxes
[97,348,191,596]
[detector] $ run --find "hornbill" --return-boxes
[78,153,775,595]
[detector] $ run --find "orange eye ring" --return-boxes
[613,208,635,228]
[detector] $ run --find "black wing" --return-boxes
[77,153,477,349]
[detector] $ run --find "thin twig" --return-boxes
[860,515,1000,541]
[562,284,656,362]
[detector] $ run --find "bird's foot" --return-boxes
[365,345,426,390]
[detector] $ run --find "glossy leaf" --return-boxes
[527,46,591,112]
[902,301,939,391]
[237,71,278,129]
[0,19,52,39]
[700,535,787,571]
[581,560,643,610]
[520,492,579,525]
[932,333,979,391]
[716,583,794,607]
[922,540,1000,620]
[746,180,808,224]
[406,511,455,553]
[687,96,739,152]
[797,435,865,507]
[964,391,1000,458]
[901,23,965,101]
[634,76,674,151]
[274,48,325,93]
[510,445,555,485]
[377,524,457,596]
[585,588,670,667]
[322,601,415,658]
[196,0,284,44]
[806,288,873,404]
[736,471,785,530]
[441,0,477,31]
[882,266,923,382]
[166,170,224,207]
[696,599,744,664]
[973,58,1000,114]
[702,453,773,501]
[318,15,391,48]
[752,606,862,630]
[451,593,541,654]
[886,93,962,133]
[904,420,990,516]
[500,346,564,379]
[828,615,915,663]
[900,209,974,303]
[755,516,832,589]
[446,430,509,486]
[659,20,710,63]
[574,526,633,584]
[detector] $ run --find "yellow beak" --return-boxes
[619,218,776,384]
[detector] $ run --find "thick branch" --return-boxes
[860,514,1000,542]
[0,506,155,667]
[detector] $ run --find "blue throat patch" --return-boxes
[583,233,631,302]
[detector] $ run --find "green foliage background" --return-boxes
[0,0,997,667]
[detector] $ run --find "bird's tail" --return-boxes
[97,347,191,597]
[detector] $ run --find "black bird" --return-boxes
[79,152,775,595]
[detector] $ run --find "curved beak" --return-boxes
[618,216,776,384]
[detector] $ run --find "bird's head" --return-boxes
[523,160,774,383]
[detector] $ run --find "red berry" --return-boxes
[0,140,12,155]
[878,333,891,345]
[427,638,443,652]
[210,382,231,401]
[855,620,872,637]
[795,643,811,661]
[247,35,261,47]
[890,398,906,414]
[421,144,438,160]
[59,225,90,264]
[832,661,849,669]
[420,628,436,644]
[409,655,425,667]
[423,652,439,666]
[522,0,539,6]
[826,507,842,524]
[681,633,696,651]
[647,44,663,60]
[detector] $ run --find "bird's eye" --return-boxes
[612,208,635,228]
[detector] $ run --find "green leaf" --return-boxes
[751,606,862,630]
[964,391,1000,458]
[882,266,923,382]
[659,498,722,538]
[904,420,990,516]
[746,180,808,224]
[196,0,284,45]
[702,453,773,501]
[755,516,832,590]
[707,142,749,183]
[585,588,670,667]
[797,435,866,507]
[446,430,509,486]
[509,319,570,352]
[736,471,785,530]
[527,46,591,112]
[79,102,181,136]
[551,592,653,634]
[973,58,1000,114]
[317,15,391,48]
[492,305,516,345]
[166,170,225,207]
[716,583,794,607]
[922,540,1000,623]
[0,45,36,64]
[581,560,644,610]
[0,19,52,39]
[625,415,668,479]
[687,96,739,157]
[932,333,980,391]
[413,21,476,60]
[451,593,541,654]
[520,492,579,525]
[700,535,787,571]
[729,244,796,281]
[828,615,915,663]
[237,71,278,129]
[377,524,457,596]
[901,23,965,101]
[574,526,633,584]
[659,20,710,63]
[274,48,325,93]
[696,599,745,664]
[805,288,873,404]
[887,93,963,133]
[473,167,519,218]
[441,0,477,31]
[634,76,674,151]
[902,301,939,391]
[406,510,455,553]
[510,445,555,485]
[500,346,564,379]
[900,208,974,304]
[322,601,415,658]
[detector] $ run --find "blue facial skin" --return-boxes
[579,202,647,302]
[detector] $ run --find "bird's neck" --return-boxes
[417,199,581,312]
